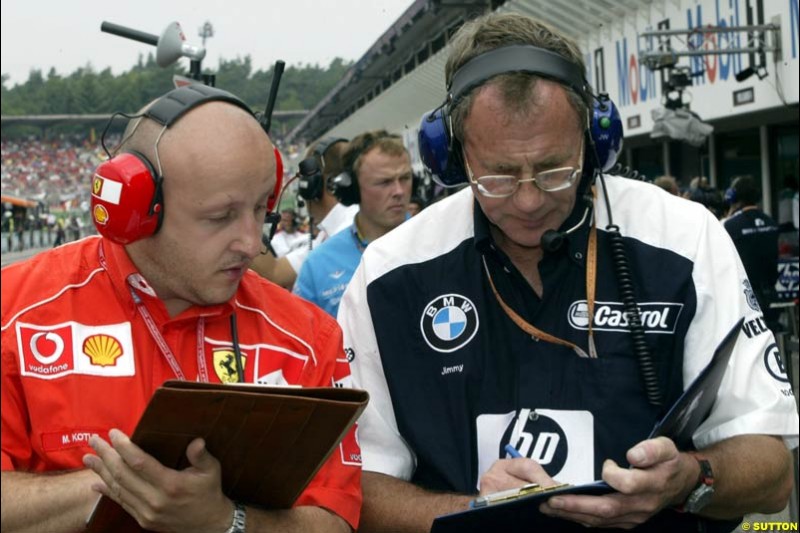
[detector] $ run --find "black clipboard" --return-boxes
[431,318,744,533]
[647,317,743,449]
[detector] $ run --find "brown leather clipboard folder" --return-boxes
[86,380,369,532]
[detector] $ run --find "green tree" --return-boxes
[1,56,352,140]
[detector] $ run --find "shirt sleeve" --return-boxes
[293,312,362,530]
[686,209,799,450]
[285,242,311,275]
[1,323,31,471]
[269,233,290,258]
[337,261,417,481]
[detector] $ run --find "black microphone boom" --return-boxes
[541,196,593,253]
[261,60,286,134]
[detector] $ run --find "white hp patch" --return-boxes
[476,409,594,489]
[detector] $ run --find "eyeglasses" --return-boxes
[464,142,583,198]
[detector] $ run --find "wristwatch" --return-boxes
[678,454,714,514]
[224,502,247,533]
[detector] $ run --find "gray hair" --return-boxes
[445,12,591,141]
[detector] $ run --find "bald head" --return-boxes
[164,103,274,188]
[122,99,278,316]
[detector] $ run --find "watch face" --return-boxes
[686,485,714,513]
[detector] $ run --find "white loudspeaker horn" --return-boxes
[156,22,206,68]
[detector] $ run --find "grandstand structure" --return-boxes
[288,0,799,220]
[0,110,309,137]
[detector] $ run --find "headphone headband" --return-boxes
[297,137,348,202]
[419,44,622,187]
[145,84,255,127]
[448,45,588,104]
[313,137,347,160]
[332,130,401,206]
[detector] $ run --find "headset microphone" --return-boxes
[541,195,593,253]
[540,229,567,253]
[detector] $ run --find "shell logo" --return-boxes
[93,204,109,225]
[83,334,123,366]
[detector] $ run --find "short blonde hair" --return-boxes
[344,130,407,178]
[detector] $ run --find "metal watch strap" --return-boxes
[224,502,246,533]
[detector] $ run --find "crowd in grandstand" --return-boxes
[1,134,104,204]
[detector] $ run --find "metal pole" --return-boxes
[639,24,777,37]
[760,125,772,215]
[708,133,717,188]
[641,47,778,59]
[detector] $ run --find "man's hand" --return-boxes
[83,429,234,533]
[538,437,696,529]
[478,456,558,495]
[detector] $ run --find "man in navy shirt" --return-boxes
[723,175,780,327]
[338,12,798,533]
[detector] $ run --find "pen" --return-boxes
[504,444,523,458]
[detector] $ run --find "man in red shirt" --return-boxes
[1,86,361,533]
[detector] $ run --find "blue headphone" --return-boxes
[418,45,623,187]
[724,186,737,205]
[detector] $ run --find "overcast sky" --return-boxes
[1,0,415,87]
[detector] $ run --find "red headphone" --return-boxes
[91,84,284,244]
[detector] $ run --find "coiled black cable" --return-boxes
[609,163,647,182]
[595,158,662,407]
[605,223,663,407]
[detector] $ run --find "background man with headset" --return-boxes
[250,138,358,289]
[337,12,797,532]
[723,175,781,329]
[294,130,412,318]
[1,86,361,533]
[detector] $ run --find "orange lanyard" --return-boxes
[482,223,598,359]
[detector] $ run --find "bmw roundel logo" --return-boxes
[420,293,479,353]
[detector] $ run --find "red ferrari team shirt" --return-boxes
[1,236,362,529]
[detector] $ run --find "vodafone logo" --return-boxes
[30,332,65,364]
[16,321,135,380]
[17,323,74,378]
[339,424,362,467]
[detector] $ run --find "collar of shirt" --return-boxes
[472,195,592,319]
[100,238,234,326]
[349,220,370,252]
[472,197,590,269]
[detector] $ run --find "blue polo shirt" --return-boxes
[294,224,367,317]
